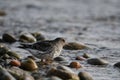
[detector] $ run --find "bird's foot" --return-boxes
[39,59,53,65]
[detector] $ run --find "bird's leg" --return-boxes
[46,58,53,63]
[39,59,53,65]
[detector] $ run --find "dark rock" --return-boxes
[87,58,109,65]
[2,33,16,43]
[114,62,120,68]
[54,56,66,61]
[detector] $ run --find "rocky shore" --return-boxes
[0,0,120,80]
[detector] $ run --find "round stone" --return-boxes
[87,58,109,65]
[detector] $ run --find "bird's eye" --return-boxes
[62,39,65,42]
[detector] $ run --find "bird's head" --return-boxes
[54,37,65,45]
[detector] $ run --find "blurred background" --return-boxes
[0,0,120,48]
[0,0,120,80]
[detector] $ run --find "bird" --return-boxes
[20,37,65,62]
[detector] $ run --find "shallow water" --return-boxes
[0,0,120,80]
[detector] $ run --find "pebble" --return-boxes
[69,61,83,69]
[57,65,75,73]
[54,56,66,61]
[0,66,16,80]
[76,56,86,61]
[21,58,38,71]
[8,67,35,80]
[78,71,93,80]
[2,33,17,43]
[19,33,36,43]
[114,62,120,68]
[63,42,88,50]
[31,32,45,41]
[0,10,6,16]
[50,76,62,80]
[2,54,10,59]
[40,77,62,80]
[7,50,21,59]
[87,58,109,65]
[9,60,21,67]
[83,53,90,58]
[0,44,9,55]
[47,68,79,80]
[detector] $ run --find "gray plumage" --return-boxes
[20,37,65,60]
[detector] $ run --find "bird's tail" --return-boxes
[18,43,32,48]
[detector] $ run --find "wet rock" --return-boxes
[114,62,120,68]
[2,54,10,60]
[19,33,36,43]
[57,65,75,74]
[0,38,4,42]
[2,33,17,43]
[0,44,9,55]
[8,67,34,80]
[50,76,62,80]
[78,71,93,80]
[87,58,109,65]
[47,66,79,80]
[76,56,86,61]
[9,60,21,67]
[7,50,21,59]
[0,66,16,80]
[40,76,62,80]
[63,42,88,50]
[21,58,38,71]
[31,32,45,41]
[69,61,83,69]
[0,10,6,16]
[54,56,66,61]
[83,53,90,58]
[47,65,79,80]
[27,56,36,60]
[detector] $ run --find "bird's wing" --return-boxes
[27,47,53,56]
[32,41,53,51]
